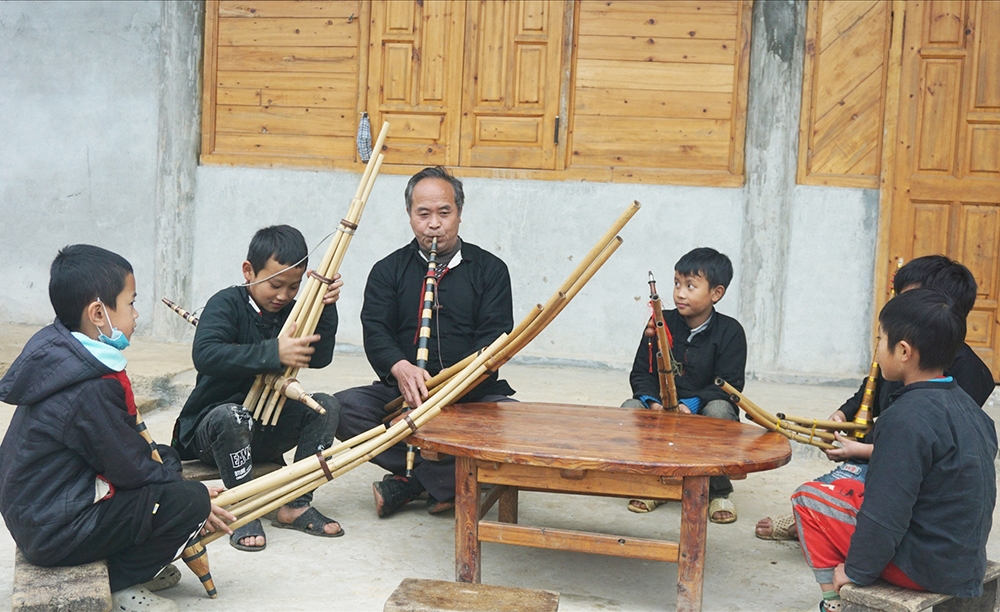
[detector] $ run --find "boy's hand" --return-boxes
[391,359,431,408]
[278,320,320,368]
[201,485,234,535]
[829,409,847,423]
[833,563,851,592]
[677,402,692,414]
[649,401,664,411]
[319,272,342,305]
[824,432,872,462]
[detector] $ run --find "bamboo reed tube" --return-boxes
[776,414,868,431]
[264,152,388,426]
[852,358,878,439]
[249,124,389,424]
[715,378,836,449]
[133,409,163,463]
[161,297,199,326]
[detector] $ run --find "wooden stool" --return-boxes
[181,460,282,481]
[840,560,1000,612]
[384,578,559,612]
[12,549,111,612]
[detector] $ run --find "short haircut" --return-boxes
[49,244,134,332]
[246,225,308,274]
[893,255,978,320]
[879,287,965,371]
[675,247,734,289]
[404,166,464,213]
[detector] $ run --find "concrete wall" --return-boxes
[0,0,879,381]
[0,1,162,329]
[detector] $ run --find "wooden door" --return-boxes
[367,0,466,165]
[459,0,564,169]
[886,0,1000,380]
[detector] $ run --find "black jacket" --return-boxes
[172,285,338,453]
[362,239,514,400]
[839,343,995,424]
[629,308,747,405]
[0,321,180,565]
[847,379,997,596]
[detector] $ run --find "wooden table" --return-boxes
[409,402,792,612]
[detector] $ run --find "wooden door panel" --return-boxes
[367,0,465,166]
[888,1,1000,380]
[460,0,563,169]
[915,60,963,174]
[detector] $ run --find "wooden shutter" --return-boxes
[798,0,893,188]
[884,0,1000,379]
[459,0,565,169]
[202,0,362,166]
[366,0,466,166]
[570,0,752,186]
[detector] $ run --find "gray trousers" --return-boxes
[620,398,738,499]
[192,393,340,508]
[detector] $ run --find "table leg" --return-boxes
[455,455,481,583]
[677,475,709,612]
[498,486,518,524]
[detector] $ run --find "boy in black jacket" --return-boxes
[172,225,343,551]
[624,247,747,521]
[756,255,995,541]
[0,245,232,612]
[792,288,996,611]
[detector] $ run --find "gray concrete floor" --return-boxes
[1,323,998,612]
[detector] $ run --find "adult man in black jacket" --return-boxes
[335,166,515,518]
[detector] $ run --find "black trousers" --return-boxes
[57,477,209,592]
[191,393,340,508]
[335,382,513,502]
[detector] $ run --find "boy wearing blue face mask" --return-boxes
[0,245,233,612]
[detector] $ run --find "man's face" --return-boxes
[408,177,461,255]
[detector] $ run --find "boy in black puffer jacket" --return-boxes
[0,245,232,612]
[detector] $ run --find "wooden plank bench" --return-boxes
[840,560,1000,612]
[384,578,559,612]
[12,549,111,612]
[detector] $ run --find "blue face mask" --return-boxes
[97,301,130,351]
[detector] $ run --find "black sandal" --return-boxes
[270,506,344,538]
[229,518,266,552]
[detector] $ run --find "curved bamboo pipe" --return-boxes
[715,378,836,450]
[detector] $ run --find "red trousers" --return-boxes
[791,478,924,590]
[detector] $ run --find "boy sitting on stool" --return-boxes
[793,288,996,612]
[171,225,344,552]
[623,247,747,522]
[0,245,232,612]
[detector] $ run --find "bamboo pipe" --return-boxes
[161,297,199,326]
[715,378,836,450]
[264,152,388,426]
[200,333,509,547]
[776,413,868,431]
[134,409,163,463]
[852,358,878,439]
[249,124,389,423]
[648,272,679,410]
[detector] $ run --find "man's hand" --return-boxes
[391,359,431,408]
[277,320,320,368]
[823,432,873,462]
[833,563,852,592]
[319,272,342,305]
[201,485,235,536]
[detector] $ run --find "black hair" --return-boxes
[878,287,965,372]
[49,244,134,332]
[246,225,308,274]
[675,247,734,289]
[893,255,977,320]
[404,166,464,213]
